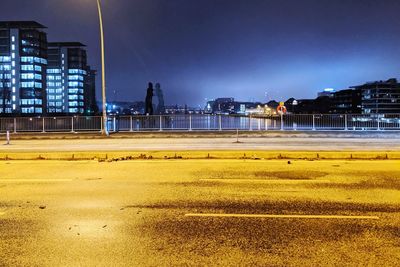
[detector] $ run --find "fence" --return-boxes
[0,114,400,133]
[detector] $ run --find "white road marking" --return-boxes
[199,178,330,183]
[185,213,379,220]
[0,179,72,183]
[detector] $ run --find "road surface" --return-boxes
[0,159,399,266]
[1,136,400,152]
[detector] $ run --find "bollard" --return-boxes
[312,115,316,131]
[130,116,133,132]
[6,130,10,145]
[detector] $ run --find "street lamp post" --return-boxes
[96,0,108,135]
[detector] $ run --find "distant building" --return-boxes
[235,102,262,114]
[106,101,145,115]
[318,88,335,98]
[0,21,48,115]
[204,98,262,114]
[352,78,400,114]
[212,98,235,114]
[293,96,332,114]
[330,88,361,114]
[47,42,93,114]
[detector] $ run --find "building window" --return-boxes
[0,56,11,62]
[21,73,34,79]
[21,65,34,71]
[47,69,61,74]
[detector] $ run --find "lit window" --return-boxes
[21,57,34,63]
[11,45,15,51]
[12,36,15,42]
[21,65,34,71]
[21,73,35,79]
[0,56,11,62]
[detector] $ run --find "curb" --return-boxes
[0,151,399,161]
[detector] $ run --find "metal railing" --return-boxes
[0,114,400,133]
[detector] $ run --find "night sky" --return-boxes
[3,0,400,107]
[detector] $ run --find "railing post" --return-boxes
[377,114,380,131]
[113,117,116,132]
[159,116,163,131]
[71,117,74,132]
[189,114,192,131]
[130,116,133,132]
[265,118,268,131]
[258,118,261,131]
[100,116,103,132]
[249,115,252,131]
[312,114,315,131]
[219,115,222,131]
[280,114,284,130]
[344,114,348,130]
[13,118,17,133]
[42,117,45,133]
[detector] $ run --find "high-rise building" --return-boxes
[84,67,98,115]
[0,21,47,115]
[47,42,90,114]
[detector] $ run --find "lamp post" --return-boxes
[96,0,108,135]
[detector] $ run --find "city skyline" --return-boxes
[2,0,400,106]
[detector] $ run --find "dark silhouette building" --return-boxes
[330,89,361,114]
[352,78,400,114]
[84,67,98,115]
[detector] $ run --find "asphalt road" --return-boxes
[1,136,400,152]
[0,160,399,266]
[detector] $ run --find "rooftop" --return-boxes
[48,42,86,47]
[0,21,46,29]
